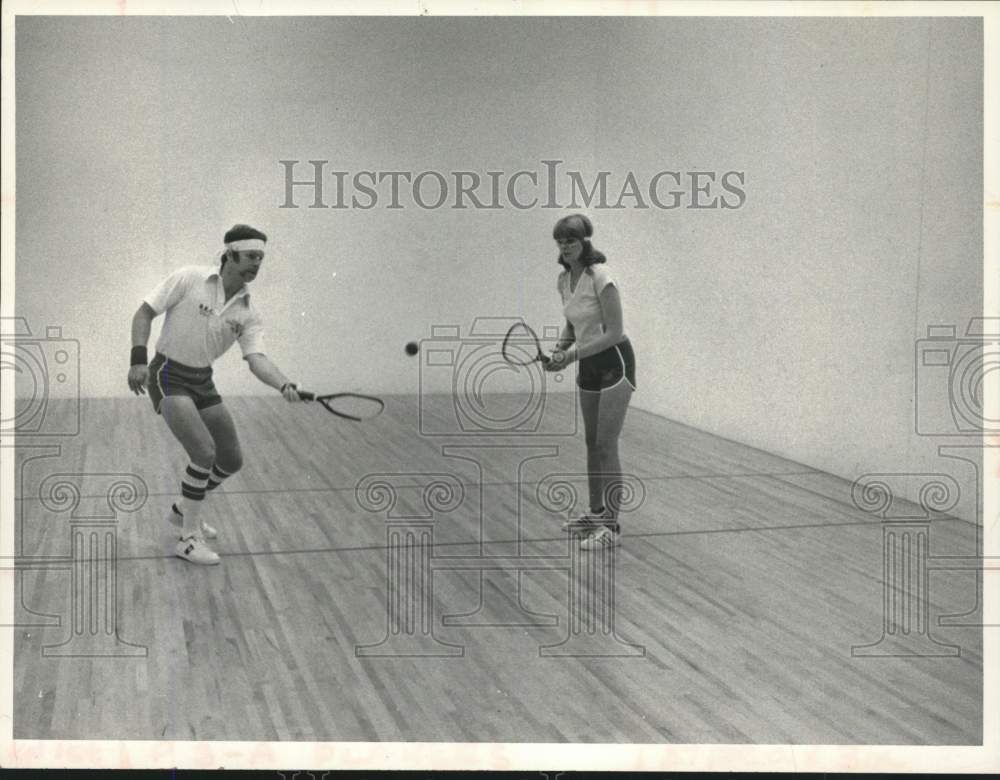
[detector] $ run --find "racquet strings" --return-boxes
[502,322,543,366]
[320,394,385,420]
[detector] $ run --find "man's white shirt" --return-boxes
[144,265,266,367]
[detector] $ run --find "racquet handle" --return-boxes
[297,390,315,401]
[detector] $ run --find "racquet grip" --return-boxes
[297,390,315,401]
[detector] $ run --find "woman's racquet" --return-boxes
[502,322,550,366]
[297,391,385,421]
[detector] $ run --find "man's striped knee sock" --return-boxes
[178,463,210,537]
[205,464,234,493]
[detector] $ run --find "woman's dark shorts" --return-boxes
[577,338,637,392]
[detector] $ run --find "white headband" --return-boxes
[226,238,265,252]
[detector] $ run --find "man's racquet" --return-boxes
[502,322,551,366]
[297,391,385,421]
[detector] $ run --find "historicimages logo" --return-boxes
[278,159,747,211]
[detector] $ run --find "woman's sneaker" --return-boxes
[175,535,220,565]
[580,526,621,550]
[168,503,217,540]
[562,508,612,531]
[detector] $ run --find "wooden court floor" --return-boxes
[11,395,984,743]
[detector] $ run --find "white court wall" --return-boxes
[600,19,983,523]
[12,17,984,520]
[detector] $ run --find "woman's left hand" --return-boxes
[544,348,574,372]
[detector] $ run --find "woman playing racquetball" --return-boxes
[543,214,637,550]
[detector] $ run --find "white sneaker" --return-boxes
[175,535,220,566]
[580,526,621,550]
[168,503,217,540]
[562,510,611,531]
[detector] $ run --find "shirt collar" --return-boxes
[206,264,251,303]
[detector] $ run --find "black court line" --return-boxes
[6,514,973,566]
[9,469,824,504]
[13,465,978,531]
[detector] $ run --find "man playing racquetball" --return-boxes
[127,224,305,565]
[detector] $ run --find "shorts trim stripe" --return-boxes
[155,358,168,413]
[613,343,637,392]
